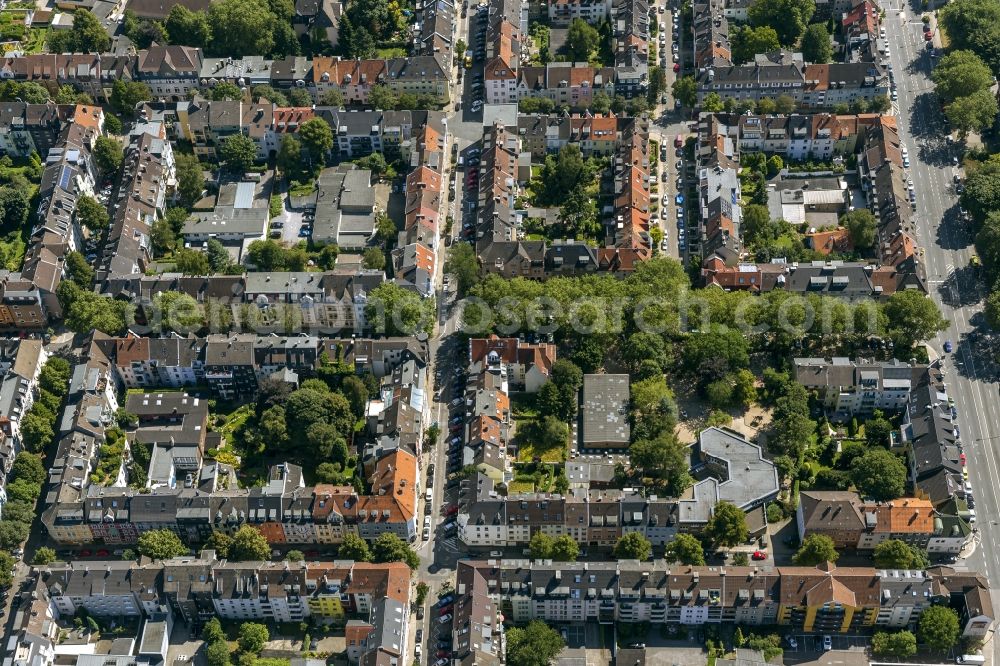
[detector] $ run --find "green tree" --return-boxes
[445,241,480,296]
[538,415,568,450]
[730,25,781,64]
[613,531,653,561]
[365,281,435,336]
[285,549,304,562]
[319,88,345,106]
[20,412,54,453]
[137,529,188,559]
[871,631,918,659]
[298,118,334,167]
[702,92,724,113]
[933,50,995,103]
[228,525,270,561]
[874,539,929,569]
[940,0,1000,75]
[75,196,109,231]
[220,133,258,173]
[748,0,816,45]
[371,533,420,569]
[946,89,999,136]
[864,412,893,448]
[111,80,152,116]
[506,621,566,666]
[793,533,839,565]
[551,535,580,561]
[70,9,111,52]
[175,154,206,207]
[174,248,211,275]
[165,5,212,46]
[0,186,29,228]
[57,281,133,335]
[203,618,227,643]
[705,501,748,547]
[66,251,94,288]
[207,0,277,56]
[851,449,907,500]
[841,209,877,249]
[338,532,373,561]
[368,84,398,110]
[362,247,386,271]
[986,289,1000,330]
[591,90,612,113]
[976,211,1000,273]
[801,23,832,64]
[93,136,123,176]
[775,94,797,114]
[918,606,960,652]
[883,289,947,349]
[0,552,14,587]
[32,547,56,565]
[238,622,270,654]
[665,533,706,565]
[0,521,29,550]
[565,18,600,61]
[206,641,231,666]
[733,369,757,409]
[210,82,245,101]
[205,531,233,558]
[11,452,46,485]
[529,531,554,559]
[153,291,204,333]
[206,238,232,272]
[629,433,692,495]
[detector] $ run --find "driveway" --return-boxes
[274,189,306,244]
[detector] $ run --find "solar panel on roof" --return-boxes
[58,166,71,190]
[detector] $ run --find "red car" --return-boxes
[961,453,967,465]
[446,504,459,516]
[751,550,768,561]
[924,31,933,40]
[438,605,453,616]
[96,549,109,557]
[79,550,92,557]
[673,63,681,73]
[437,651,451,658]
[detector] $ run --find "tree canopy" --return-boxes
[800,23,832,64]
[137,529,188,559]
[793,534,839,565]
[506,621,566,666]
[613,531,653,560]
[705,501,749,547]
[564,18,600,61]
[748,0,816,46]
[228,525,271,561]
[730,25,781,64]
[851,449,908,500]
[665,533,706,565]
[918,606,960,652]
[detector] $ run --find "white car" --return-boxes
[439,613,453,624]
[422,527,430,540]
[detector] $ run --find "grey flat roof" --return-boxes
[581,374,630,446]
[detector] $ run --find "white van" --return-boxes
[425,488,433,502]
[957,657,985,664]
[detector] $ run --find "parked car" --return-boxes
[438,614,453,624]
[751,550,767,560]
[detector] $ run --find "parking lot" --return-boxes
[785,634,871,653]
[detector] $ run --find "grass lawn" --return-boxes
[508,480,535,493]
[376,47,407,58]
[511,393,568,462]
[289,178,316,198]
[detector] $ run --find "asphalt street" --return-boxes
[887,2,1000,658]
